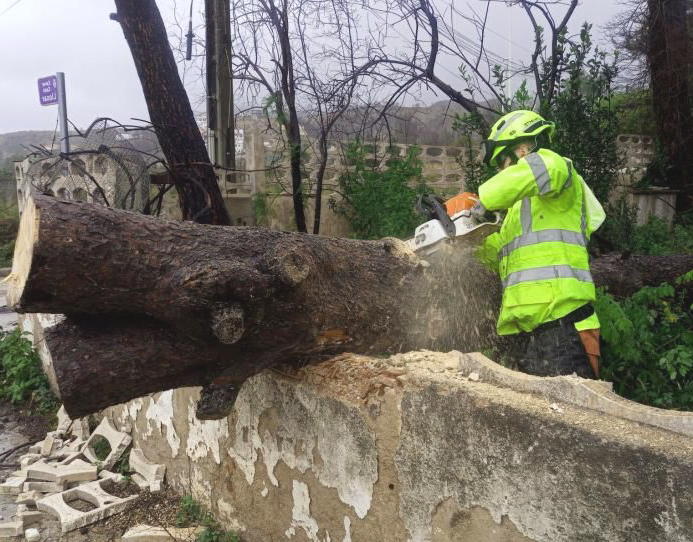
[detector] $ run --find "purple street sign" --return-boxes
[38,75,58,106]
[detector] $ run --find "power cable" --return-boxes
[0,0,25,17]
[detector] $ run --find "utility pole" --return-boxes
[56,73,70,154]
[205,0,235,176]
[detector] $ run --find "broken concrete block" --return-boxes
[28,443,41,455]
[121,524,204,541]
[70,418,90,441]
[25,461,58,483]
[98,470,125,483]
[56,405,72,435]
[128,449,165,493]
[18,509,44,527]
[62,437,85,452]
[24,527,40,542]
[0,520,22,537]
[15,491,41,506]
[23,481,64,493]
[37,479,137,533]
[55,459,98,485]
[56,451,83,466]
[26,459,97,485]
[82,418,131,470]
[19,454,41,469]
[40,434,56,457]
[0,476,25,495]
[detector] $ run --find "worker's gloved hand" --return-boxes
[470,201,487,221]
[458,198,486,222]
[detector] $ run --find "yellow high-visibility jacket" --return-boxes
[477,148,604,335]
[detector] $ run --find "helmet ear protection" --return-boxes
[482,111,555,167]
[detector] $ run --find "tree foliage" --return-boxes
[0,328,57,413]
[454,24,620,205]
[596,271,693,410]
[331,143,429,240]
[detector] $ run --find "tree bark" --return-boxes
[114,0,231,225]
[590,253,693,298]
[9,196,501,416]
[9,196,427,346]
[15,197,690,417]
[647,0,693,212]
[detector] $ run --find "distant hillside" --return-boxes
[0,130,57,162]
[301,99,497,146]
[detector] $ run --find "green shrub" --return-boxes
[630,217,693,255]
[612,89,657,135]
[595,206,693,254]
[596,270,693,409]
[177,495,239,542]
[0,240,14,267]
[331,142,430,240]
[0,328,58,413]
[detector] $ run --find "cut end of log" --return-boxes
[211,304,245,344]
[7,197,40,309]
[381,237,419,264]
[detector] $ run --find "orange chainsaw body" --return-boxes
[444,192,478,216]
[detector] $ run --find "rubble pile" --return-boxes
[0,407,166,540]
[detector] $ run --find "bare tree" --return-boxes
[231,0,308,232]
[607,0,650,88]
[294,0,362,234]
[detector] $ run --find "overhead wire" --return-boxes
[0,0,25,18]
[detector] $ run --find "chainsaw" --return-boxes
[405,192,501,258]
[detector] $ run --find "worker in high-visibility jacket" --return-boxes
[472,110,605,378]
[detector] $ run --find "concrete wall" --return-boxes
[233,125,674,234]
[93,351,693,542]
[14,152,150,214]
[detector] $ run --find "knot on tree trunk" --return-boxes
[211,303,245,344]
[262,240,312,287]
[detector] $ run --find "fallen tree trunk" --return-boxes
[11,196,502,416]
[39,315,298,417]
[9,196,427,347]
[590,252,693,298]
[16,196,688,418]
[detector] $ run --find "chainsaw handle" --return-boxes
[416,194,456,238]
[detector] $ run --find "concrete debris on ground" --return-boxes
[37,479,138,533]
[83,418,132,470]
[121,523,203,541]
[0,406,156,538]
[0,518,22,537]
[128,449,165,493]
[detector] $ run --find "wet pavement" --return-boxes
[0,272,21,524]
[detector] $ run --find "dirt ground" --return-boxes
[0,401,207,542]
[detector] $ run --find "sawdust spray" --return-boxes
[406,242,505,355]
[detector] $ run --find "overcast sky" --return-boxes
[0,0,623,134]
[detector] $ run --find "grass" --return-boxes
[176,495,240,542]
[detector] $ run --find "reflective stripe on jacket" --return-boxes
[477,148,601,335]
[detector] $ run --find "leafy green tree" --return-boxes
[331,143,429,240]
[544,25,620,204]
[454,25,620,204]
[596,271,693,409]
